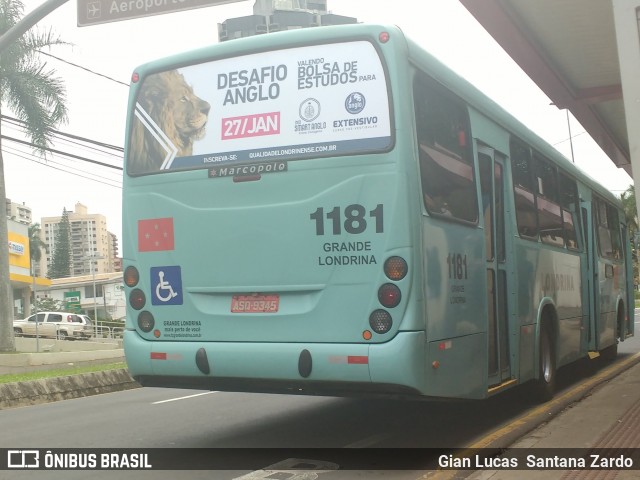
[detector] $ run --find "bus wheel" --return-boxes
[532,322,556,403]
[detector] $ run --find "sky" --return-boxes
[4,0,634,246]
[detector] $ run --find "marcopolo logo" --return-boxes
[345,92,366,114]
[209,161,288,179]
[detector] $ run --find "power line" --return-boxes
[1,114,123,153]
[3,145,122,189]
[1,135,123,170]
[552,130,588,147]
[1,123,122,174]
[4,140,122,183]
[37,50,130,88]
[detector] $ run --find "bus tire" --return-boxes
[532,322,556,403]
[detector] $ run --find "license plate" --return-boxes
[231,295,279,313]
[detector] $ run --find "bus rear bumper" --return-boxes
[124,330,427,397]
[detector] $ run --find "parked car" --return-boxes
[76,315,96,338]
[13,312,93,340]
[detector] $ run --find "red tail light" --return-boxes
[129,288,146,310]
[378,283,401,308]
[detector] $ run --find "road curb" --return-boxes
[422,353,640,480]
[467,353,640,452]
[0,368,140,410]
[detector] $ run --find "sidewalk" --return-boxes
[465,355,640,480]
[0,337,125,375]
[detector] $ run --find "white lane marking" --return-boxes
[152,391,217,404]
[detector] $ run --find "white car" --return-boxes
[13,312,93,340]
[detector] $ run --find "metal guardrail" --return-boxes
[92,325,124,339]
[14,324,125,340]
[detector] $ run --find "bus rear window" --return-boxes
[127,41,392,176]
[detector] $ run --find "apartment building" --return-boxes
[5,199,32,225]
[39,202,117,278]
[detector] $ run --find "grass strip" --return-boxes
[0,362,127,384]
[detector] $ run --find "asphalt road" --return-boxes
[2,316,639,480]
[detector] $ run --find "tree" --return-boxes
[620,184,638,288]
[0,0,68,351]
[28,222,47,266]
[620,184,637,238]
[33,297,63,313]
[48,208,71,279]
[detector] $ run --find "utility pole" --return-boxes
[83,253,104,338]
[566,110,575,163]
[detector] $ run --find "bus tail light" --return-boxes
[369,310,392,334]
[138,311,155,333]
[124,266,139,287]
[384,256,407,281]
[378,283,401,308]
[129,288,146,310]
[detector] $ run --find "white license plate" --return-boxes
[231,295,279,313]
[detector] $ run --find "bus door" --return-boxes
[622,223,634,339]
[478,146,511,386]
[582,199,617,352]
[580,204,596,352]
[593,199,622,350]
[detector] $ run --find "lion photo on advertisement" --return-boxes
[129,69,211,174]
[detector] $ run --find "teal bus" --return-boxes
[122,23,634,401]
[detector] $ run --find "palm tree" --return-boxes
[0,0,68,352]
[620,184,638,237]
[28,222,47,265]
[620,184,638,289]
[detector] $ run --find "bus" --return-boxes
[122,23,634,401]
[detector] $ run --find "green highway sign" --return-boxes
[77,0,243,27]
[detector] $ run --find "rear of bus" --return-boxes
[122,24,427,396]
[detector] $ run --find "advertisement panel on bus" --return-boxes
[128,41,392,175]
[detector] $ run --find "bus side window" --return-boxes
[608,204,622,260]
[559,173,581,251]
[595,197,622,260]
[534,152,564,247]
[414,74,478,223]
[510,138,538,239]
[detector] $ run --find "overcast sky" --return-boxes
[4,0,633,245]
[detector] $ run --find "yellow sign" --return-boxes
[8,231,30,269]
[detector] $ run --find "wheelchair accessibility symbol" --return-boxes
[151,266,183,306]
